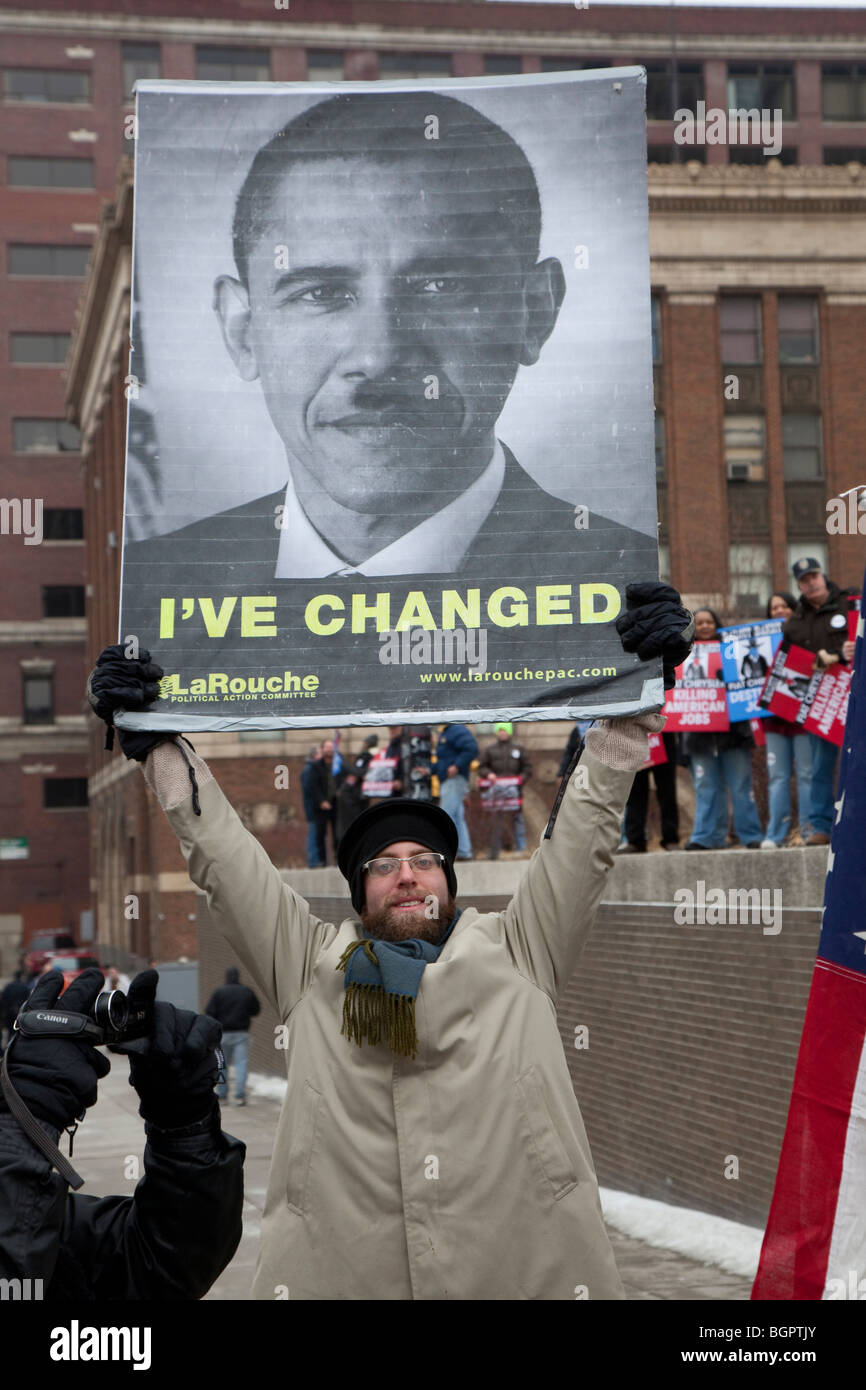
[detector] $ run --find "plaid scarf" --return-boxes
[336,913,460,1058]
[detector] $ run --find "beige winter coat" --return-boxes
[148,729,645,1300]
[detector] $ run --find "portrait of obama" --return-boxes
[193,89,640,581]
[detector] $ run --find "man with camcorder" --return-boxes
[0,966,244,1298]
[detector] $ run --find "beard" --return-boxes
[361,893,458,945]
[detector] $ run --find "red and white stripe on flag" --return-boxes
[752,577,866,1301]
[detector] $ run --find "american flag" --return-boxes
[752,570,866,1301]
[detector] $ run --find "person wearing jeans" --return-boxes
[205,966,261,1106]
[764,726,812,845]
[433,723,478,861]
[687,744,764,848]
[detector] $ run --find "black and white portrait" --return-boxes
[120,72,660,727]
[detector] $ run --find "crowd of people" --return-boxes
[298,560,855,865]
[618,558,856,853]
[300,722,535,867]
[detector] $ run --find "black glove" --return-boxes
[615,582,695,690]
[0,969,110,1132]
[86,643,169,758]
[113,974,222,1130]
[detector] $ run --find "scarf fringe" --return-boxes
[341,983,418,1059]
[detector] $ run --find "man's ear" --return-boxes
[213,274,260,382]
[519,257,566,366]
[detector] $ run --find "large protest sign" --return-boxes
[719,619,784,722]
[118,71,659,732]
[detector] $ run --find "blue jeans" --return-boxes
[217,1030,249,1101]
[807,734,839,836]
[439,773,472,858]
[688,747,763,848]
[765,732,813,843]
[306,820,322,868]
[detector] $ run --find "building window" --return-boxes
[728,64,796,120]
[195,46,270,82]
[782,415,823,480]
[7,156,93,189]
[823,146,866,164]
[122,42,160,100]
[651,295,662,364]
[787,539,828,578]
[647,143,706,164]
[13,419,80,453]
[540,57,598,74]
[42,585,85,618]
[646,61,704,120]
[728,145,798,165]
[3,68,91,103]
[655,416,666,481]
[821,64,866,121]
[778,296,819,364]
[729,544,773,615]
[725,416,766,483]
[10,332,71,363]
[8,244,90,276]
[379,53,452,81]
[44,778,88,809]
[720,297,762,365]
[483,56,522,76]
[23,674,54,725]
[43,508,84,540]
[306,50,344,82]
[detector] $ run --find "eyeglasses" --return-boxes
[362,852,446,878]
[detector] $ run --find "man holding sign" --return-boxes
[87,583,693,1301]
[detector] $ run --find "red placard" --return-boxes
[662,642,729,732]
[478,774,522,811]
[361,755,399,798]
[758,642,851,746]
[640,730,669,770]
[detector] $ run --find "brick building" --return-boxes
[2,0,865,962]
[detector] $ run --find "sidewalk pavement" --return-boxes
[67,1060,753,1301]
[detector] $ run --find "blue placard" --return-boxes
[719,620,785,721]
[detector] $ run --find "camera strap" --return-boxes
[0,1050,85,1190]
[14,1007,104,1044]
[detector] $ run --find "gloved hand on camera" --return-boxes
[111,971,223,1130]
[86,643,171,759]
[615,581,695,690]
[0,969,110,1132]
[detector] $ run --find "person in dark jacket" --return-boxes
[336,734,379,846]
[432,724,478,861]
[0,972,29,1055]
[308,738,339,866]
[205,967,261,1106]
[477,723,532,859]
[782,558,853,843]
[683,608,763,851]
[0,966,243,1299]
[300,744,323,867]
[762,591,812,847]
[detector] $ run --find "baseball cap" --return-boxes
[792,556,823,581]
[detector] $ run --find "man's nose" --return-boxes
[341,292,409,380]
[395,861,418,887]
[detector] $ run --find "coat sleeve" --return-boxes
[0,1112,68,1286]
[501,744,637,1002]
[51,1115,245,1300]
[145,744,338,1019]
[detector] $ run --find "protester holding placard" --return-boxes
[781,559,852,846]
[681,610,763,851]
[761,592,813,848]
[477,723,532,860]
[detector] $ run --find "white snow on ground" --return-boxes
[248,1071,288,1103]
[247,1073,763,1279]
[600,1187,764,1279]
